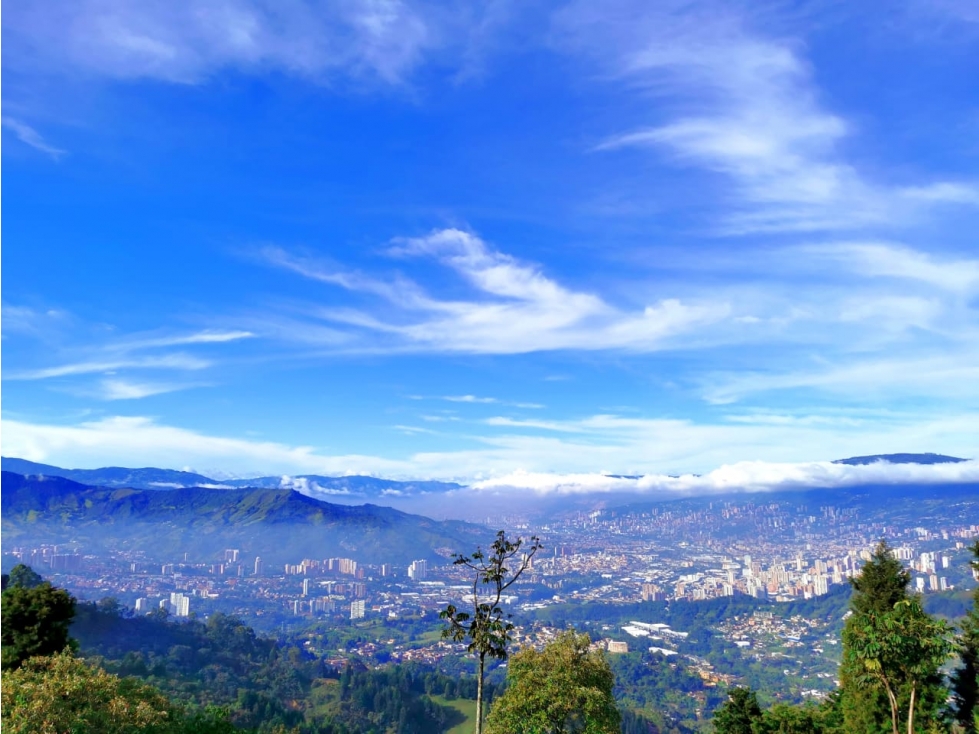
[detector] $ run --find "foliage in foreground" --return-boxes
[1,651,238,734]
[486,630,620,734]
[1,564,78,670]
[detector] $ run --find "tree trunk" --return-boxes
[476,651,485,734]
[883,680,900,734]
[906,685,917,734]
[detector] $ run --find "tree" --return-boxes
[1,568,78,670]
[440,530,541,734]
[712,687,762,734]
[845,597,954,734]
[849,541,911,616]
[953,539,979,733]
[1,650,180,733]
[752,703,824,734]
[839,539,915,734]
[6,563,45,590]
[485,630,619,734]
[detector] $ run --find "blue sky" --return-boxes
[2,0,978,487]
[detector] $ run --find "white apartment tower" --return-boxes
[408,560,428,580]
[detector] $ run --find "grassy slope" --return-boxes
[428,695,477,734]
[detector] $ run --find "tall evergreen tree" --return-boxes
[712,687,762,734]
[840,539,949,734]
[953,540,979,733]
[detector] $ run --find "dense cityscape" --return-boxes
[7,492,977,684]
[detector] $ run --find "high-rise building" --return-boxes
[380,564,392,577]
[814,576,829,596]
[254,557,263,576]
[302,578,311,596]
[170,593,190,617]
[225,549,240,562]
[350,600,366,620]
[135,598,149,613]
[408,560,428,581]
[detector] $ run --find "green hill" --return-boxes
[1,471,485,565]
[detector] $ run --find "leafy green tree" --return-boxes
[712,687,762,734]
[1,567,78,670]
[485,630,619,734]
[752,703,823,734]
[845,597,954,734]
[6,563,45,590]
[839,539,914,734]
[1,650,181,733]
[440,530,541,734]
[953,539,979,733]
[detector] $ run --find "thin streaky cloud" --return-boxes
[109,329,256,352]
[7,354,212,380]
[265,228,728,354]
[99,379,197,401]
[799,242,979,295]
[3,0,438,86]
[2,118,66,159]
[444,395,498,404]
[561,0,979,234]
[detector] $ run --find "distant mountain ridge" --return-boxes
[0,457,464,500]
[0,471,486,565]
[833,453,966,466]
[3,453,964,498]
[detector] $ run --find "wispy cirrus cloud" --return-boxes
[444,395,499,404]
[3,0,439,86]
[98,378,201,401]
[2,118,66,159]
[260,228,728,354]
[8,353,212,381]
[109,330,255,351]
[4,317,255,401]
[798,242,979,295]
[558,0,979,234]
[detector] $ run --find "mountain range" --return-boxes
[0,457,464,501]
[0,470,486,565]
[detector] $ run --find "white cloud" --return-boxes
[8,354,212,380]
[559,0,979,233]
[279,476,351,496]
[703,351,979,404]
[444,395,498,404]
[4,0,439,85]
[1,416,409,477]
[111,330,255,351]
[4,410,974,487]
[800,242,979,295]
[2,118,66,159]
[262,228,728,354]
[473,459,979,496]
[98,379,197,400]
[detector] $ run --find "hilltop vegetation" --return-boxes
[1,471,485,564]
